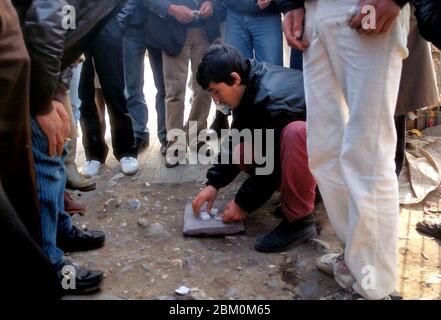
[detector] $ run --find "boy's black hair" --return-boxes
[196,43,250,90]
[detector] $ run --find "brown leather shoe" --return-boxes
[64,192,86,215]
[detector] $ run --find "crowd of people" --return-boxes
[0,0,440,300]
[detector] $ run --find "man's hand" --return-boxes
[36,100,70,157]
[192,185,218,216]
[282,8,309,51]
[348,0,400,35]
[221,200,247,223]
[168,4,196,24]
[199,1,214,18]
[257,0,272,10]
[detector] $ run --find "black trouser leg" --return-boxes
[90,17,136,160]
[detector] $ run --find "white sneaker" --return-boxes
[80,160,102,177]
[316,253,355,290]
[120,157,139,175]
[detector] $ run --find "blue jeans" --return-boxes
[69,63,83,124]
[225,10,283,66]
[31,118,72,270]
[123,25,167,143]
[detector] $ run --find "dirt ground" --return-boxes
[64,48,441,300]
[65,167,440,300]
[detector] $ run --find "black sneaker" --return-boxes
[254,214,317,253]
[57,226,105,253]
[416,220,441,240]
[57,260,103,295]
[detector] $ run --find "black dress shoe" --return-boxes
[254,214,317,253]
[58,226,105,252]
[58,260,103,295]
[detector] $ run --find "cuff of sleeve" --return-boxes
[234,192,256,214]
[206,180,222,190]
[280,1,304,14]
[53,84,68,105]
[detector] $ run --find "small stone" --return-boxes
[268,265,277,269]
[107,181,117,188]
[145,182,151,188]
[426,274,441,285]
[236,266,242,271]
[141,264,150,271]
[171,259,183,269]
[147,223,171,237]
[161,274,169,280]
[111,173,125,181]
[116,199,122,208]
[175,286,190,295]
[137,218,149,228]
[104,198,115,208]
[121,222,127,227]
[128,199,141,212]
[200,212,211,221]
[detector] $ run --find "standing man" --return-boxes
[121,0,167,154]
[276,0,410,299]
[0,0,59,299]
[12,0,126,295]
[146,0,221,167]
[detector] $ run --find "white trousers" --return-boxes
[303,0,409,299]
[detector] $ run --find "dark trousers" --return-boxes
[79,17,136,162]
[290,48,303,71]
[394,114,406,177]
[0,0,59,299]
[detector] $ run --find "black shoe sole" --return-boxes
[254,228,317,253]
[58,240,105,253]
[66,182,96,192]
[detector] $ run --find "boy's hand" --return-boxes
[192,185,218,216]
[222,200,247,222]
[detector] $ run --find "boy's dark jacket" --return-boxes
[206,60,306,214]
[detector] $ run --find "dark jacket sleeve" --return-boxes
[234,126,281,214]
[206,135,242,190]
[146,0,173,17]
[21,0,69,115]
[115,0,138,30]
[207,126,282,214]
[414,0,441,49]
[274,0,304,14]
[53,67,73,104]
